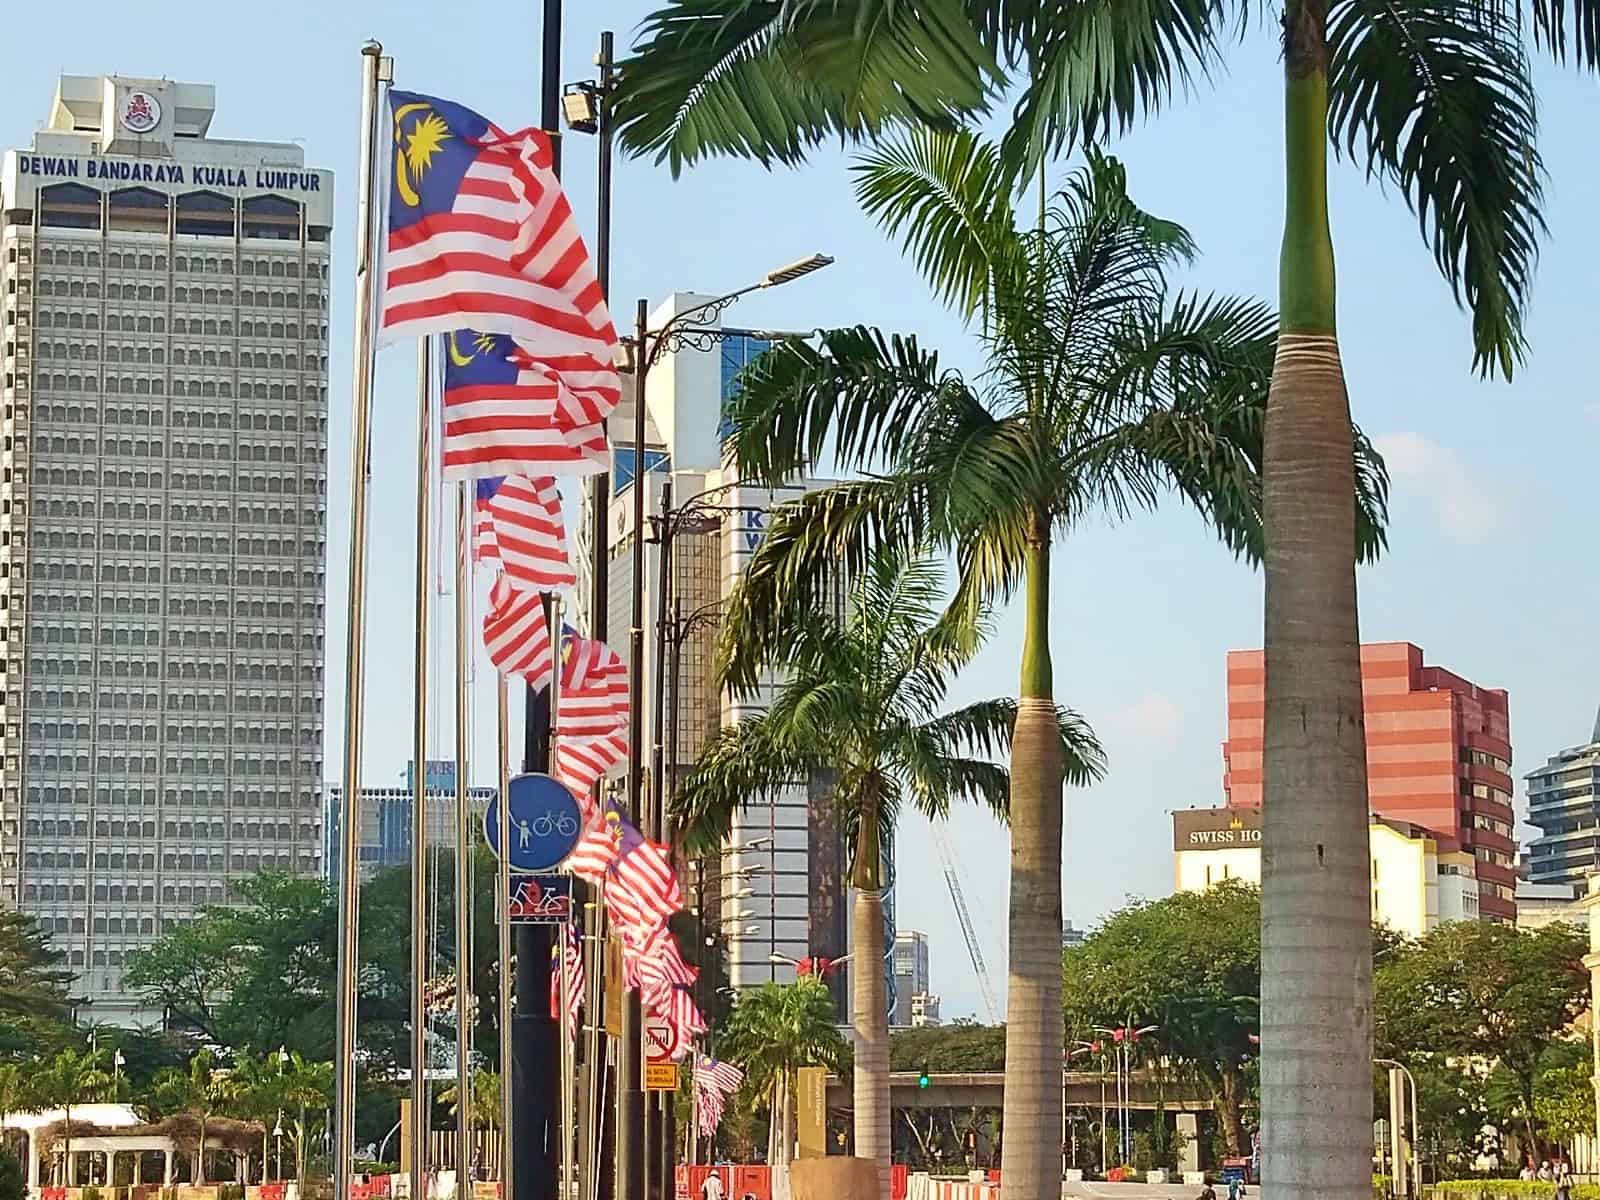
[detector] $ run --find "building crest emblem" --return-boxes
[120,91,161,134]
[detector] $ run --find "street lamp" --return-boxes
[273,1115,285,1182]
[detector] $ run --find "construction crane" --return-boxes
[931,821,1000,1023]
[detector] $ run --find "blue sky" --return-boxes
[7,3,1597,1022]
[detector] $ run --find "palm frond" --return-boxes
[1327,0,1545,379]
[673,716,818,854]
[853,127,1021,316]
[1529,0,1600,69]
[1000,0,1232,174]
[613,0,998,174]
[726,327,969,484]
[1351,422,1392,563]
[717,478,931,691]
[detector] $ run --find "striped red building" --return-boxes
[1223,642,1516,922]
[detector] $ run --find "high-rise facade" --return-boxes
[891,929,931,1028]
[577,293,859,998]
[1223,642,1516,922]
[0,76,332,1021]
[323,761,497,888]
[1524,708,1600,886]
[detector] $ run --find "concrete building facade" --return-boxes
[1173,806,1479,937]
[1524,709,1600,886]
[0,76,331,1019]
[323,760,496,887]
[892,929,931,1028]
[1223,642,1516,921]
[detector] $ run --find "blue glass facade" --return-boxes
[719,333,773,440]
[612,448,670,497]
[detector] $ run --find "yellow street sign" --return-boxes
[645,1063,679,1091]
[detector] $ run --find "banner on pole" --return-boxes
[508,874,573,923]
[604,934,624,1036]
[796,1066,827,1159]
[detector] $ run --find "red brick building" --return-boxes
[1223,642,1516,922]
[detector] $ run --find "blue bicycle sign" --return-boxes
[483,772,583,872]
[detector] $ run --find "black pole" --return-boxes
[616,297,649,1200]
[512,7,563,1200]
[589,30,618,1200]
[647,483,674,1200]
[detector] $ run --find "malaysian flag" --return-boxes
[381,92,620,379]
[481,574,554,685]
[695,1056,744,1137]
[607,816,682,933]
[564,806,622,883]
[442,330,613,481]
[547,924,585,1041]
[554,626,629,799]
[474,474,576,592]
[645,983,705,1059]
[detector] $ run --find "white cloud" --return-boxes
[1371,431,1508,545]
[1104,692,1182,741]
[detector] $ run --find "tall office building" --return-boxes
[1523,708,1600,886]
[323,761,497,888]
[1223,642,1516,922]
[578,293,861,998]
[0,76,332,1021]
[891,929,931,1028]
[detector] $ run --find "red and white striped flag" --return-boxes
[474,474,575,592]
[547,924,585,1041]
[555,627,629,798]
[607,817,682,934]
[564,807,622,883]
[381,92,619,377]
[481,575,554,685]
[695,1056,744,1137]
[645,984,706,1059]
[442,330,612,482]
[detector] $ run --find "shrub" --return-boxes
[82,1187,103,1200]
[0,1147,23,1200]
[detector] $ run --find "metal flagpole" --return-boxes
[454,484,473,1200]
[647,479,672,1200]
[334,41,388,1200]
[560,926,574,1196]
[410,333,434,1200]
[496,678,514,1200]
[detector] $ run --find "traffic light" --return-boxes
[918,1064,931,1090]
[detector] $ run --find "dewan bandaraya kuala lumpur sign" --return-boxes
[1172,807,1263,851]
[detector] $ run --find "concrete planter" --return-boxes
[1147,1170,1169,1184]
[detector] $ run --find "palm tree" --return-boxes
[679,549,1103,1195]
[616,5,1565,1194]
[278,1054,332,1184]
[438,1069,502,1130]
[153,1048,228,1184]
[718,979,849,1169]
[33,1046,112,1185]
[0,1063,29,1127]
[686,136,1381,1195]
[221,1050,287,1182]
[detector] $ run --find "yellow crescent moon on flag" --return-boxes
[447,331,475,368]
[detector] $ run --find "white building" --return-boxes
[0,76,332,1021]
[892,929,931,1027]
[577,293,861,995]
[1173,807,1479,937]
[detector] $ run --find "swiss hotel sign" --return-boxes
[1172,807,1263,851]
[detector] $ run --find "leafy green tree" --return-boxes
[32,1046,112,1183]
[889,1021,1006,1073]
[0,1144,24,1200]
[0,1064,29,1127]
[719,979,849,1168]
[438,1069,502,1131]
[681,134,1382,1193]
[0,910,74,1055]
[152,1049,229,1183]
[1375,921,1588,1161]
[681,549,1102,1194]
[221,1050,291,1182]
[124,873,335,1056]
[614,1,1577,1191]
[1532,1041,1594,1151]
[1063,881,1261,1155]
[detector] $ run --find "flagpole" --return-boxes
[334,41,388,1200]
[410,331,434,1200]
[496,677,514,1200]
[583,30,616,1200]
[648,477,673,1200]
[454,482,473,1200]
[560,925,574,1195]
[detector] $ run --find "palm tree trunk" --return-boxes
[64,1104,72,1188]
[851,787,891,1200]
[1001,527,1064,1200]
[1261,7,1373,1200]
[198,1120,207,1185]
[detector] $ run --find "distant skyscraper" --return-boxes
[892,929,931,1028]
[1224,642,1516,922]
[1524,707,1600,886]
[1061,921,1087,950]
[324,761,496,888]
[0,75,332,1021]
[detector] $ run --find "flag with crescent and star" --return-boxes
[379,90,620,465]
[442,328,612,481]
